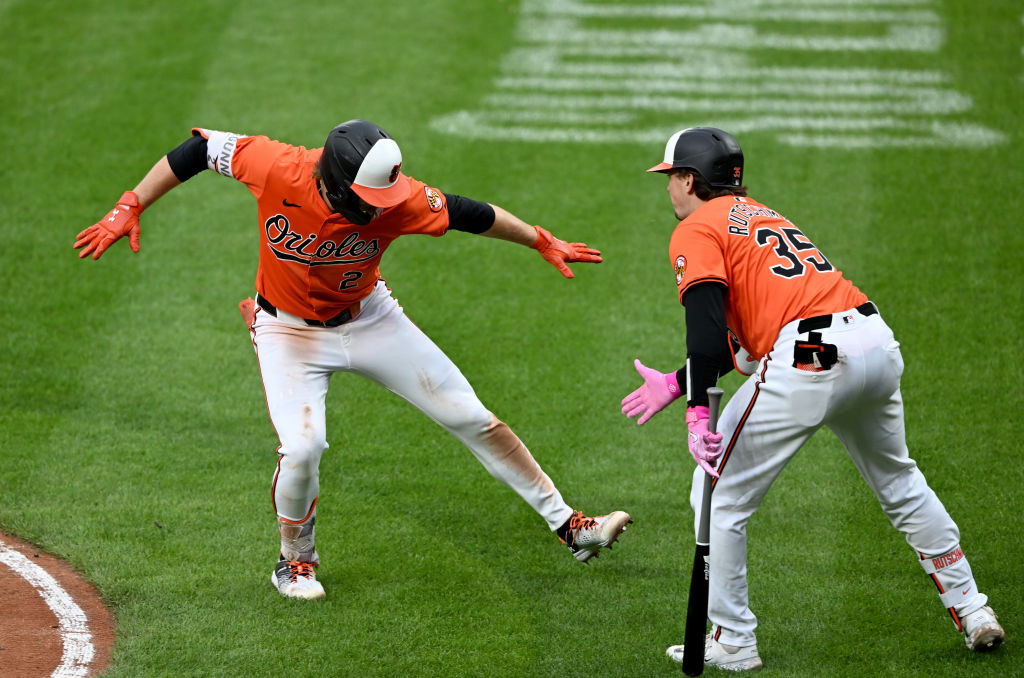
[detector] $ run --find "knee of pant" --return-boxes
[434,400,492,435]
[710,500,758,533]
[903,522,961,556]
[278,438,327,475]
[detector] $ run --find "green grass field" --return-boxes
[2,1,1021,676]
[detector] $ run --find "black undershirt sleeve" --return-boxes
[165,134,208,182]
[683,282,733,408]
[444,193,496,234]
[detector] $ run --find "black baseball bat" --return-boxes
[682,386,724,676]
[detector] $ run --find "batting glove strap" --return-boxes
[116,190,142,212]
[530,224,554,251]
[685,405,710,426]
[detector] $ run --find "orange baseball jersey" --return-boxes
[193,128,449,321]
[670,196,868,359]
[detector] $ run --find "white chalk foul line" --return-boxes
[0,541,94,678]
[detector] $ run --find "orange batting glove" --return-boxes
[531,225,602,278]
[238,297,256,328]
[74,190,143,260]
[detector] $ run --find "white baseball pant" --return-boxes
[692,306,987,647]
[251,281,573,534]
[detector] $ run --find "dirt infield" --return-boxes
[0,533,114,678]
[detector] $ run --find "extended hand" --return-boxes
[621,359,683,425]
[531,226,602,278]
[74,191,142,260]
[686,406,724,478]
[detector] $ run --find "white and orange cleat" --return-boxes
[558,510,632,562]
[271,557,326,600]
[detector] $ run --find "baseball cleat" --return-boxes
[559,510,632,562]
[271,557,325,600]
[962,605,1004,651]
[667,635,763,672]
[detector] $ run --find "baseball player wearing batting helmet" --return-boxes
[75,120,631,600]
[621,127,1004,669]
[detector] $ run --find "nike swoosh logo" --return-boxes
[282,199,301,208]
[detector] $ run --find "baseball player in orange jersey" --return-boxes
[621,127,1004,670]
[75,120,631,600]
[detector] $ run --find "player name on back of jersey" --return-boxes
[725,199,783,235]
[265,214,380,265]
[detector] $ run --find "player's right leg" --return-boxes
[694,367,818,656]
[252,309,335,599]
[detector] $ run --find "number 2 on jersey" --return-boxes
[338,271,362,290]
[756,226,833,278]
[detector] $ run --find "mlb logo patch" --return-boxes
[842,314,855,325]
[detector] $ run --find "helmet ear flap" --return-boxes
[322,179,373,226]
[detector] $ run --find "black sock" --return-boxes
[556,514,575,542]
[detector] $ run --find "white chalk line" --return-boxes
[482,92,973,116]
[501,52,951,85]
[429,112,1006,148]
[493,75,967,101]
[0,541,95,678]
[430,0,1006,150]
[522,0,940,24]
[517,20,943,53]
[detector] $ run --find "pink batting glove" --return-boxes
[686,406,724,478]
[621,359,683,425]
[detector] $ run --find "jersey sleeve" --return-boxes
[378,177,450,236]
[191,128,291,198]
[669,222,728,304]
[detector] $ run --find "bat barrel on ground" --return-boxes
[682,386,724,676]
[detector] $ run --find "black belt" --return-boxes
[797,301,877,334]
[256,294,356,328]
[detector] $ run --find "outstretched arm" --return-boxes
[477,204,541,245]
[74,150,186,260]
[479,204,603,278]
[132,156,183,207]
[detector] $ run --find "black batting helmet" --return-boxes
[320,120,409,224]
[647,127,743,189]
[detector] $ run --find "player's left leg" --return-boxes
[342,283,629,560]
[827,317,1003,650]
